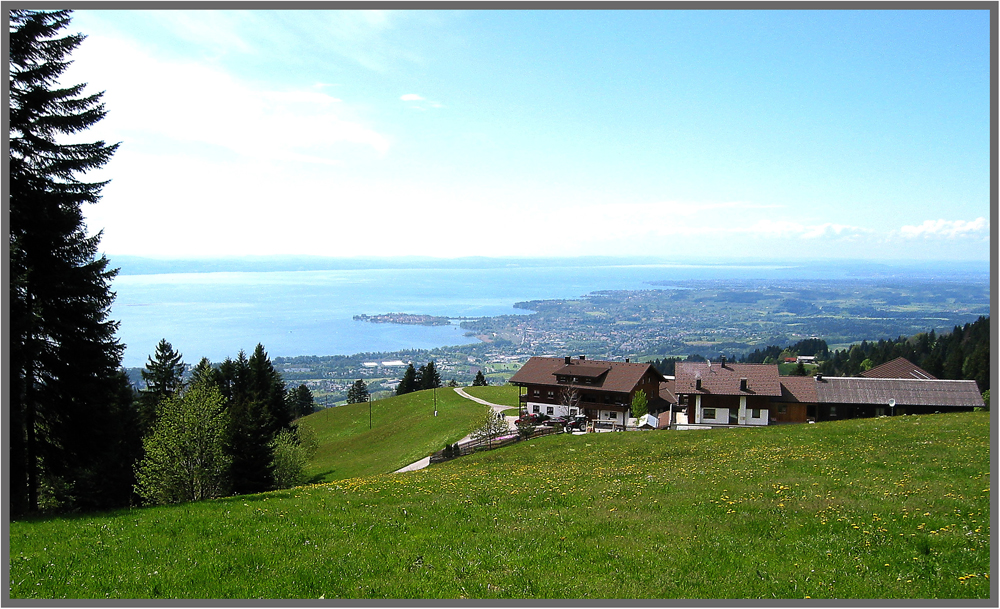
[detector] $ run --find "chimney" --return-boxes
[625,358,630,363]
[695,377,702,390]
[815,373,823,381]
[739,378,748,391]
[565,356,571,365]
[720,356,727,367]
[579,355,586,361]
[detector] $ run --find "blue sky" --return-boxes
[63,9,991,261]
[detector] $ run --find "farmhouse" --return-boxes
[673,358,782,426]
[508,356,984,430]
[670,357,982,428]
[508,356,668,423]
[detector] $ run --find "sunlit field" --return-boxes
[9,412,989,599]
[302,387,486,483]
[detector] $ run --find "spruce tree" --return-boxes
[419,361,442,390]
[247,344,290,436]
[397,364,418,395]
[213,349,276,495]
[10,9,124,514]
[287,384,315,417]
[138,339,186,433]
[472,370,488,386]
[347,379,369,404]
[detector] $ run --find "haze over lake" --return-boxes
[110,257,989,368]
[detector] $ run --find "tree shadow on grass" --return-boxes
[306,470,336,484]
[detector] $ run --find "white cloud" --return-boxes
[64,34,391,163]
[898,217,989,239]
[400,92,443,109]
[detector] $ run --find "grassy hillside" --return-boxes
[9,413,989,599]
[302,388,487,482]
[462,384,521,408]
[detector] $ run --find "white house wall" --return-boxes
[746,409,769,426]
[598,409,630,422]
[525,401,581,418]
[700,407,729,424]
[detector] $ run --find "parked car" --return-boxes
[516,413,549,426]
[544,416,570,427]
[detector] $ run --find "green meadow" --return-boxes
[9,412,990,599]
[303,387,487,482]
[462,384,521,408]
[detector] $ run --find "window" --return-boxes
[751,409,760,419]
[546,406,554,415]
[608,412,617,419]
[703,408,716,419]
[778,405,787,414]
[829,406,837,417]
[548,391,554,398]
[533,389,540,396]
[570,408,577,416]
[875,407,886,417]
[532,405,539,413]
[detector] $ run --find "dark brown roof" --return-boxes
[860,357,937,380]
[675,361,782,397]
[775,376,819,403]
[509,357,665,393]
[658,380,678,405]
[815,377,983,407]
[554,364,611,379]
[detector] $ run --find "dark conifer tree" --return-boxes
[248,344,290,436]
[419,361,442,390]
[347,379,369,404]
[218,350,275,495]
[10,9,125,514]
[189,357,216,386]
[288,384,316,417]
[397,364,418,395]
[472,370,488,386]
[138,339,186,433]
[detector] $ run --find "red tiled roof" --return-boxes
[815,377,983,407]
[675,361,782,397]
[860,357,937,380]
[775,376,819,403]
[509,356,664,393]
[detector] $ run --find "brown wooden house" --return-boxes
[508,356,668,424]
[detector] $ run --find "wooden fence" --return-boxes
[429,425,560,464]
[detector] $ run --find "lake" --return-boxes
[110,258,989,367]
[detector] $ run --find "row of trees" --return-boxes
[817,316,990,390]
[740,338,830,365]
[396,362,442,395]
[134,340,317,504]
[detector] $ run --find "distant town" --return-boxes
[230,277,988,406]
